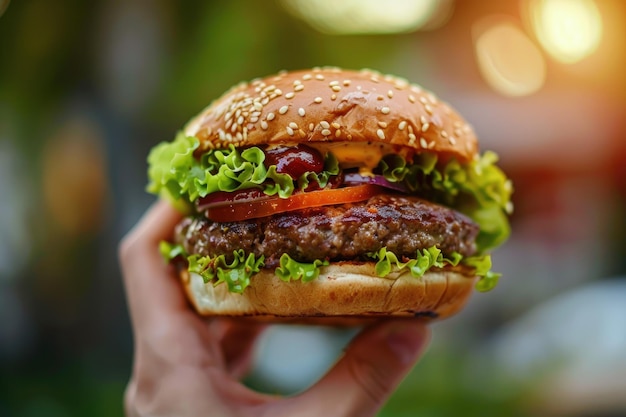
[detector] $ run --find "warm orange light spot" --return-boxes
[473,17,546,97]
[42,118,109,237]
[524,0,603,64]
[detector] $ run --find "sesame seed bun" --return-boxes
[184,67,478,162]
[180,263,477,325]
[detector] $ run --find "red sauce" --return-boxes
[264,145,324,179]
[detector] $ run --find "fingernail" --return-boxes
[385,322,429,365]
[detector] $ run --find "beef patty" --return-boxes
[175,194,479,268]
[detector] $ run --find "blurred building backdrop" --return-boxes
[0,0,625,416]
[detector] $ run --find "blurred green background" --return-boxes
[1,0,625,416]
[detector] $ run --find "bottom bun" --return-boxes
[180,262,477,324]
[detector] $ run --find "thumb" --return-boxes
[290,320,430,417]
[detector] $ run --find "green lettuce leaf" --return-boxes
[188,249,265,294]
[275,254,330,283]
[368,246,499,292]
[463,254,501,292]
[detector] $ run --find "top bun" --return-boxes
[185,67,478,163]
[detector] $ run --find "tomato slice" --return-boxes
[206,184,382,222]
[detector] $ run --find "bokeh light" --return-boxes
[280,0,452,35]
[523,0,603,64]
[473,17,546,96]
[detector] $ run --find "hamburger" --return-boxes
[148,67,513,323]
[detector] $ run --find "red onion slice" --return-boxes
[343,173,409,193]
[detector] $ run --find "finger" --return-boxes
[119,200,187,331]
[287,320,430,417]
[219,320,268,379]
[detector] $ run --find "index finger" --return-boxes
[119,199,187,331]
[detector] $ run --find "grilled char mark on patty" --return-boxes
[175,194,479,268]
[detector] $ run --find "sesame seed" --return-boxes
[408,133,416,142]
[315,74,325,80]
[398,121,407,130]
[298,129,305,137]
[381,106,390,114]
[218,130,225,140]
[408,95,416,103]
[376,129,385,140]
[420,115,427,124]
[302,74,312,80]
[230,123,237,133]
[419,96,429,104]
[278,106,289,115]
[261,121,268,130]
[321,129,331,136]
[250,117,259,123]
[293,80,302,86]
[441,130,448,138]
[449,137,457,145]
[289,122,298,130]
[285,92,295,99]
[314,97,323,103]
[236,132,242,141]
[377,95,384,101]
[331,122,340,129]
[275,88,283,95]
[420,138,428,148]
[331,85,341,92]
[428,141,435,149]
[286,126,294,136]
[378,121,388,128]
[387,90,394,98]
[298,107,306,117]
[253,102,263,111]
[424,104,433,114]
[343,80,351,86]
[294,84,304,92]
[225,119,233,130]
[422,122,430,132]
[329,81,340,87]
[331,94,337,100]
[335,129,342,138]
[267,112,275,121]
[309,123,314,131]
[320,121,330,129]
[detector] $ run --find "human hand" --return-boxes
[119,200,430,417]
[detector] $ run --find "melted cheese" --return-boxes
[310,142,396,175]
